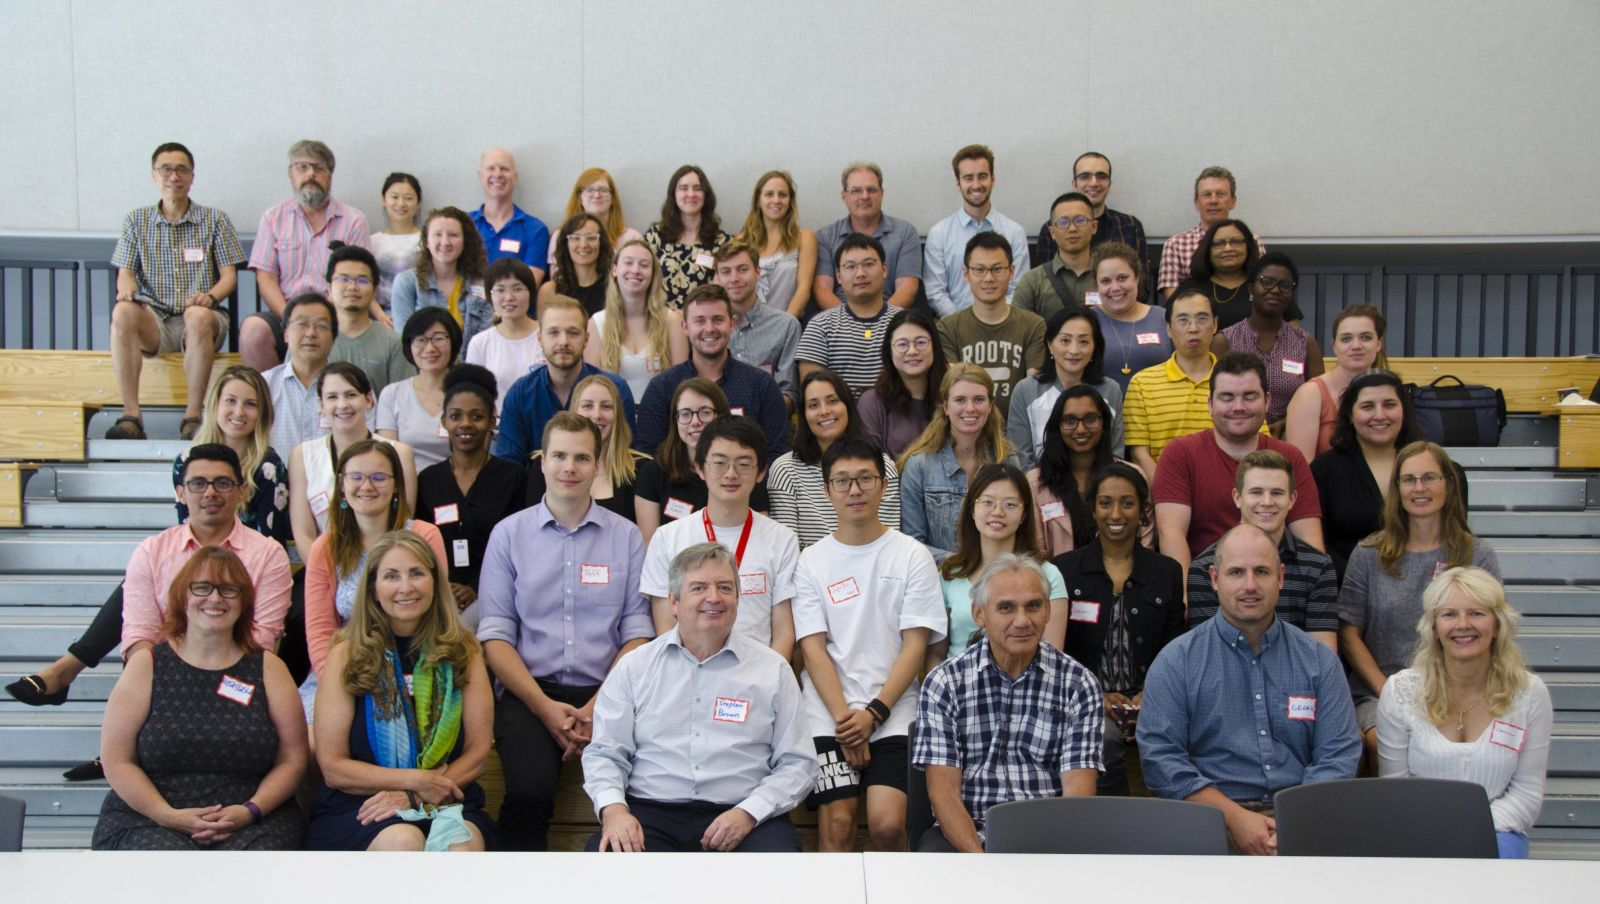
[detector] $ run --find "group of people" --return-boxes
[7,138,1553,857]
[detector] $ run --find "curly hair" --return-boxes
[337,531,478,696]
[414,206,487,286]
[553,212,614,297]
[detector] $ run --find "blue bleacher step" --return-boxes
[24,500,174,530]
[0,575,122,607]
[1467,477,1589,512]
[0,531,152,575]
[0,711,103,765]
[1447,446,1559,469]
[1470,511,1600,538]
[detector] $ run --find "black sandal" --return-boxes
[5,674,67,706]
[63,758,104,782]
[179,416,202,440]
[104,415,147,440]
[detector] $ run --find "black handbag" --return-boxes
[1409,375,1507,446]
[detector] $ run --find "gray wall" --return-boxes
[3,0,1599,239]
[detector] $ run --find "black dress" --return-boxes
[632,457,770,525]
[92,645,305,850]
[415,454,529,591]
[569,278,609,317]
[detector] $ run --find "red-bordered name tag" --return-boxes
[713,697,751,723]
[827,577,860,605]
[1288,695,1317,721]
[216,674,255,706]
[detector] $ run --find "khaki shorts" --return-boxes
[145,306,229,356]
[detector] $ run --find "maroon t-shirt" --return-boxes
[1153,431,1321,555]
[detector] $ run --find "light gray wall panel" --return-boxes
[0,1,80,228]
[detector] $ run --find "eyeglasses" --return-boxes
[704,458,757,476]
[189,582,243,599]
[839,260,880,275]
[341,471,394,487]
[892,336,931,353]
[580,186,613,197]
[286,318,333,334]
[974,496,1023,513]
[155,165,193,178]
[1399,472,1445,489]
[1052,216,1091,229]
[826,475,883,492]
[1074,171,1111,183]
[1061,414,1102,431]
[411,333,452,347]
[845,186,882,197]
[966,264,1011,278]
[1172,314,1214,328]
[1256,275,1298,292]
[331,275,373,288]
[290,161,331,175]
[1212,237,1248,249]
[183,476,238,494]
[675,407,718,424]
[566,233,601,244]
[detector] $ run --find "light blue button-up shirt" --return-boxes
[922,207,1031,316]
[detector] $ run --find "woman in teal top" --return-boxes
[931,463,1068,666]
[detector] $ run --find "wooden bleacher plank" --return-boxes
[0,463,27,527]
[0,402,88,461]
[0,350,241,407]
[1559,408,1600,468]
[1323,357,1600,414]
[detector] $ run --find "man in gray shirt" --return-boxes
[325,244,413,395]
[812,162,922,315]
[716,241,801,411]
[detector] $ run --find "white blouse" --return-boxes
[1376,668,1553,833]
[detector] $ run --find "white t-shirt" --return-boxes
[792,528,947,740]
[640,509,799,648]
[463,327,546,415]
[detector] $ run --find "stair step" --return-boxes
[1448,446,1560,469]
[1549,724,1600,777]
[1547,674,1600,713]
[0,767,108,816]
[1542,778,1600,828]
[1497,547,1600,584]
[0,575,122,607]
[19,823,95,850]
[0,711,104,765]
[0,531,154,574]
[1530,829,1600,860]
[24,500,175,529]
[0,661,121,702]
[1471,512,1600,538]
[1507,586,1600,618]
[87,436,191,462]
[1524,628,1600,673]
[1468,478,1588,512]
[49,466,174,502]
[0,615,111,661]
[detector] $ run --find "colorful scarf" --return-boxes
[365,640,462,771]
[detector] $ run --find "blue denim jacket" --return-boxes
[899,443,1021,562]
[391,270,492,349]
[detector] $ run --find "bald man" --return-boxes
[471,147,550,281]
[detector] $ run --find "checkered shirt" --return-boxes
[111,202,246,317]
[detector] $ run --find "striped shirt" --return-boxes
[794,302,898,397]
[111,202,246,317]
[914,639,1104,832]
[765,452,900,549]
[248,197,371,299]
[1122,353,1216,460]
[1185,531,1340,634]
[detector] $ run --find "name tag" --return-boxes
[1040,501,1066,523]
[1281,359,1305,375]
[309,492,329,517]
[580,564,610,585]
[1069,600,1101,623]
[1288,695,1318,721]
[1083,291,1101,307]
[453,538,470,568]
[713,697,751,723]
[1489,720,1527,752]
[499,238,522,254]
[729,406,745,417]
[403,673,414,696]
[469,284,486,299]
[740,571,767,596]
[1136,332,1161,345]
[433,504,460,525]
[1433,560,1450,580]
[827,577,860,605]
[663,497,694,520]
[182,246,205,264]
[693,252,715,269]
[216,674,255,706]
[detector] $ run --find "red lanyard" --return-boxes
[703,508,754,567]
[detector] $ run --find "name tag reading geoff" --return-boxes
[580,564,610,585]
[713,697,751,723]
[826,577,860,605]
[1489,720,1527,752]
[663,497,695,520]
[1287,695,1318,721]
[216,674,256,706]
[740,571,767,596]
[1039,501,1066,523]
[499,238,522,254]
[1069,600,1101,623]
[182,246,206,264]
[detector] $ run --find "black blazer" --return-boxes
[1051,538,1185,692]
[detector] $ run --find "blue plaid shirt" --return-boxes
[1137,614,1360,804]
[914,639,1103,830]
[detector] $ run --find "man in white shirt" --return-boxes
[585,542,817,852]
[793,435,947,852]
[641,416,798,658]
[923,144,1030,316]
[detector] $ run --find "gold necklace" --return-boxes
[1453,695,1485,734]
[1212,281,1243,305]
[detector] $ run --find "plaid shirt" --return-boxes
[1033,206,1150,289]
[111,202,246,317]
[914,638,1103,830]
[1157,223,1268,291]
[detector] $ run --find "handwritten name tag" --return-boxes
[1136,332,1161,345]
[1489,720,1527,752]
[1069,600,1101,623]
[827,577,860,605]
[1288,695,1318,721]
[1281,359,1305,375]
[740,571,767,596]
[580,564,610,585]
[216,674,255,706]
[1040,501,1066,523]
[714,697,751,723]
[499,238,522,254]
[433,504,460,525]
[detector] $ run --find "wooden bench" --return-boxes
[0,401,91,461]
[0,462,29,526]
[0,350,241,406]
[1329,356,1600,414]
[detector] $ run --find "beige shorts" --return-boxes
[145,306,229,356]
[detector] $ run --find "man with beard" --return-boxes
[241,140,371,371]
[632,284,789,457]
[923,145,1029,317]
[495,296,634,462]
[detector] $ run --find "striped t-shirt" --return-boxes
[794,302,899,397]
[1122,353,1216,461]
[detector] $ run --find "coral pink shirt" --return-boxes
[121,518,292,651]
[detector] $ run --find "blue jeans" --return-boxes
[1497,830,1529,859]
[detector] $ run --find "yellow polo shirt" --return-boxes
[1124,353,1216,461]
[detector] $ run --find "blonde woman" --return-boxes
[734,170,816,318]
[547,167,643,269]
[898,363,1019,560]
[1377,566,1551,859]
[584,238,687,400]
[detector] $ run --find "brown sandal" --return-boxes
[104,414,147,440]
[179,417,203,440]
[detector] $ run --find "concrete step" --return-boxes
[0,661,121,703]
[1471,511,1600,538]
[24,500,174,529]
[1508,586,1600,618]
[1549,724,1600,777]
[1497,546,1600,584]
[1524,628,1600,673]
[0,575,122,607]
[1468,477,1588,512]
[1546,674,1600,713]
[0,531,154,574]
[1448,446,1559,469]
[0,711,102,765]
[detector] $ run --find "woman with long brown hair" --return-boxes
[392,206,491,345]
[644,164,729,309]
[538,212,614,317]
[733,170,816,318]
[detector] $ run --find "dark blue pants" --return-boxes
[585,798,801,852]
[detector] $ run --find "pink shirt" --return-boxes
[121,518,293,651]
[248,197,371,297]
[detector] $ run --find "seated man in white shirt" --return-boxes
[794,435,947,852]
[584,542,818,852]
[641,416,798,658]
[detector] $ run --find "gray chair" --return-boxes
[0,794,24,851]
[1274,777,1498,858]
[984,796,1228,854]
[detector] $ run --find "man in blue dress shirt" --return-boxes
[1138,524,1359,855]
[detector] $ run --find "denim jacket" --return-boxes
[391,270,493,349]
[899,443,1021,562]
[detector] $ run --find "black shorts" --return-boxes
[810,735,908,804]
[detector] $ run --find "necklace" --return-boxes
[1212,281,1243,305]
[1102,315,1137,375]
[1453,695,1485,734]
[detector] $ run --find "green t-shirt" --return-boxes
[936,306,1047,406]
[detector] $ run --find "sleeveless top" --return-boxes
[591,309,664,400]
[759,248,799,313]
[301,433,399,532]
[1313,375,1340,457]
[1221,318,1311,423]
